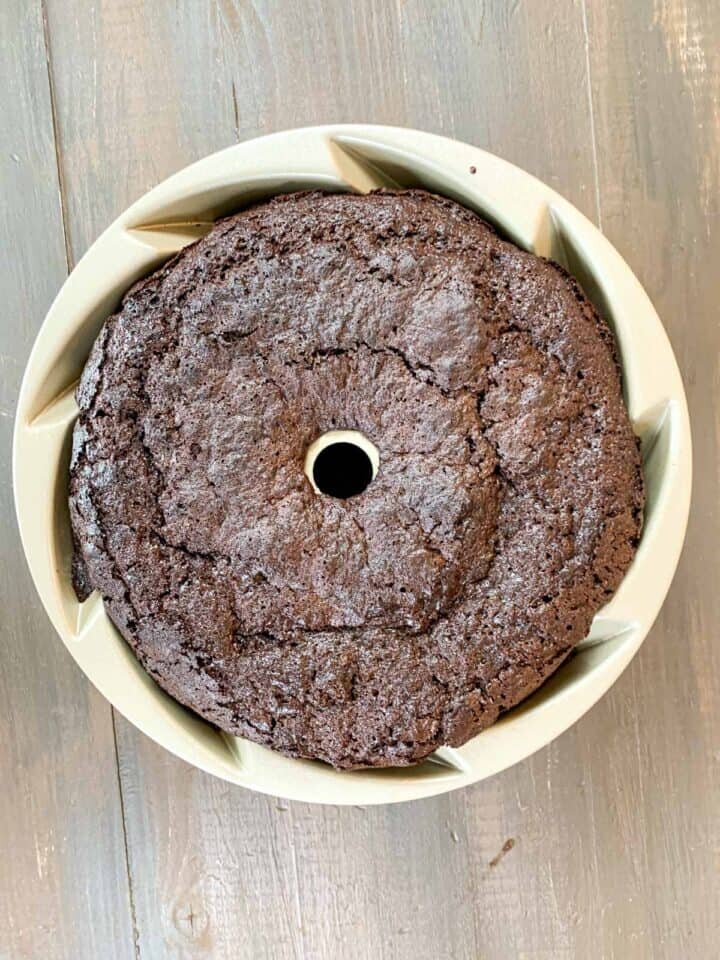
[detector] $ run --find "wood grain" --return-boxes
[2,0,718,957]
[583,0,720,954]
[0,2,136,958]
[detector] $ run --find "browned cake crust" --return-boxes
[69,190,644,768]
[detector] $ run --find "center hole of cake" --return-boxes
[305,430,379,499]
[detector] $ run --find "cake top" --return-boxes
[70,190,643,768]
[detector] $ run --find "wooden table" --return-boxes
[2,2,718,957]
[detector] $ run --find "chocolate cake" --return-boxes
[69,190,644,769]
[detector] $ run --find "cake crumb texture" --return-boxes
[69,190,644,768]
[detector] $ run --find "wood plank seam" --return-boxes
[40,0,72,271]
[112,711,142,960]
[581,0,604,228]
[231,79,241,142]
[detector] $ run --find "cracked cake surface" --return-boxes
[69,189,644,768]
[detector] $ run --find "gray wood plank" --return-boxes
[0,2,136,958]
[581,1,720,955]
[33,0,720,957]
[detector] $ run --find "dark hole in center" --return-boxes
[312,442,373,499]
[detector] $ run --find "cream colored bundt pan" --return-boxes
[13,126,691,804]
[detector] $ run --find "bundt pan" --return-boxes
[13,126,691,804]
